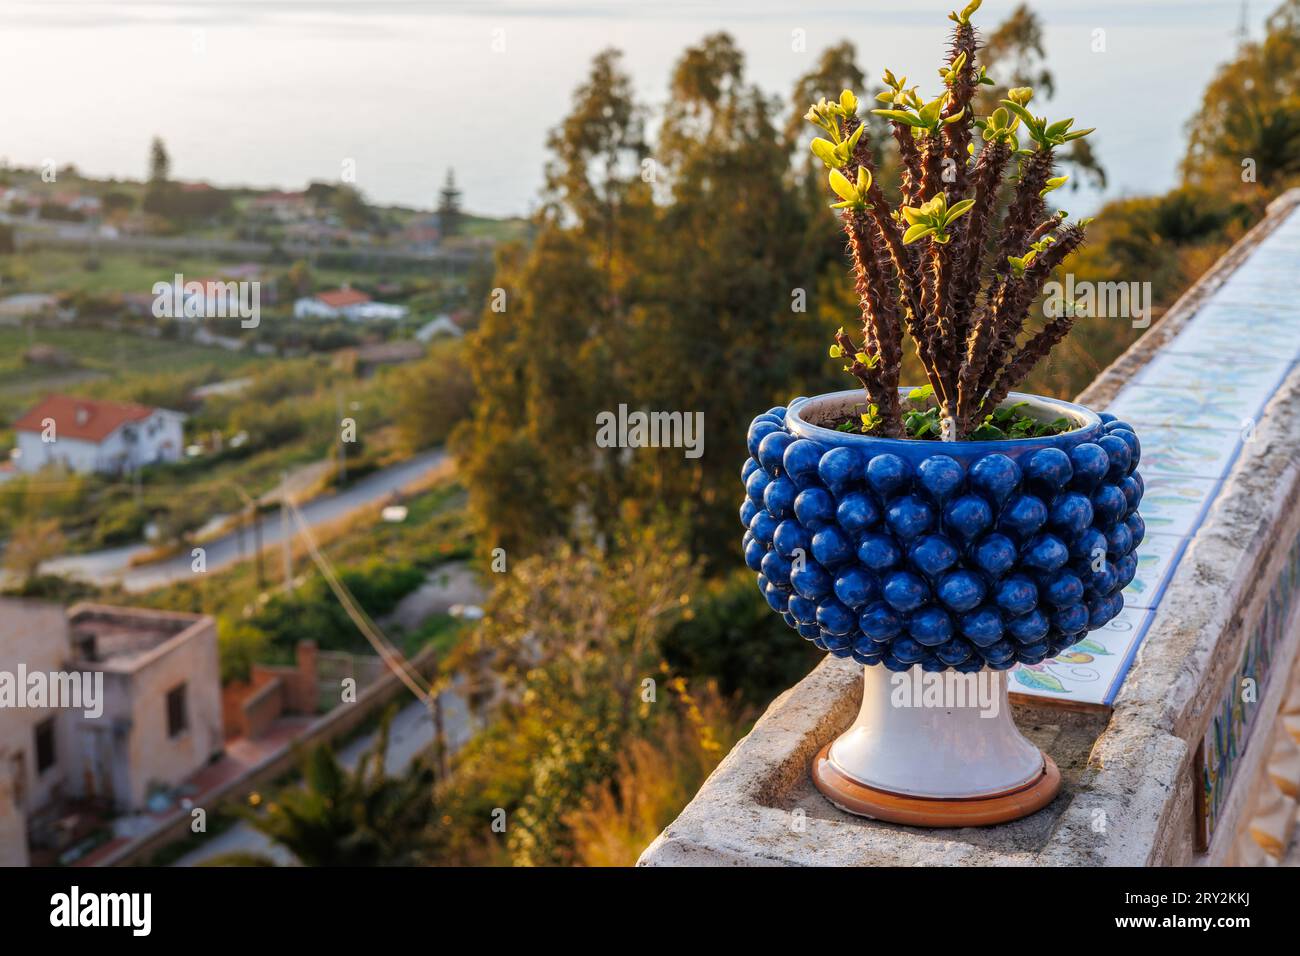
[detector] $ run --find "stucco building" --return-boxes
[0,600,222,866]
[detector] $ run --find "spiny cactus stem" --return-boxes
[977,224,1087,410]
[950,139,1011,338]
[941,22,979,195]
[889,124,925,206]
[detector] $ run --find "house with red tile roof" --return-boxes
[11,395,185,476]
[249,189,311,222]
[293,286,408,322]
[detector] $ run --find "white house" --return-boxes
[293,287,408,322]
[415,314,464,342]
[349,301,409,322]
[11,395,185,476]
[151,276,255,323]
[249,190,311,222]
[0,294,62,325]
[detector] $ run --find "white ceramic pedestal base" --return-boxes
[811,664,1061,827]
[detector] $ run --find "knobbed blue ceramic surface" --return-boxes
[741,389,1145,672]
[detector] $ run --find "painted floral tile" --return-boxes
[1136,474,1221,537]
[1209,308,1300,333]
[1206,278,1300,314]
[1123,532,1185,609]
[1218,255,1300,285]
[1256,229,1300,249]
[1131,350,1290,390]
[1196,300,1300,334]
[1236,256,1300,280]
[1127,423,1240,479]
[1261,235,1300,256]
[1164,313,1296,360]
[1010,605,1154,705]
[1263,221,1300,240]
[1106,384,1263,430]
[1019,210,1298,709]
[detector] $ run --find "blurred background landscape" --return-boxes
[0,0,1296,867]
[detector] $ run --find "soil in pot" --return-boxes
[818,386,1075,441]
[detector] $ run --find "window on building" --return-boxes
[166,683,188,738]
[35,718,56,774]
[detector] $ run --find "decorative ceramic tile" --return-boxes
[1235,257,1299,279]
[1106,384,1261,430]
[1263,234,1300,253]
[1201,303,1300,336]
[1128,424,1240,479]
[1009,605,1155,706]
[1131,350,1290,391]
[1228,260,1299,285]
[1023,206,1300,711]
[1197,528,1300,847]
[1207,279,1300,314]
[1163,313,1292,359]
[1135,474,1221,537]
[1256,221,1300,243]
[1123,532,1185,609]
[1268,232,1300,247]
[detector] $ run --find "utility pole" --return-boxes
[280,472,293,591]
[232,484,267,592]
[252,503,265,591]
[430,693,448,782]
[336,392,347,485]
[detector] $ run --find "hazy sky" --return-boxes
[0,0,1269,216]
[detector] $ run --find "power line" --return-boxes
[286,498,435,705]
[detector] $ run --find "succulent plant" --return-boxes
[805,0,1095,440]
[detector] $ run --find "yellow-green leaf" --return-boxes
[810,138,838,167]
[947,198,975,221]
[900,205,926,226]
[872,108,924,128]
[829,169,857,202]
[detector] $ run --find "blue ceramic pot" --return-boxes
[742,389,1144,672]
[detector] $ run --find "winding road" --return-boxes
[40,449,448,593]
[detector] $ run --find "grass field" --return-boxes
[0,249,363,295]
[458,214,530,243]
[0,325,265,421]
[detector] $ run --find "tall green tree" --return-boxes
[455,49,654,559]
[148,136,170,185]
[458,39,831,565]
[332,185,373,229]
[643,33,825,560]
[1183,0,1300,192]
[435,522,697,866]
[142,136,171,215]
[437,169,464,238]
